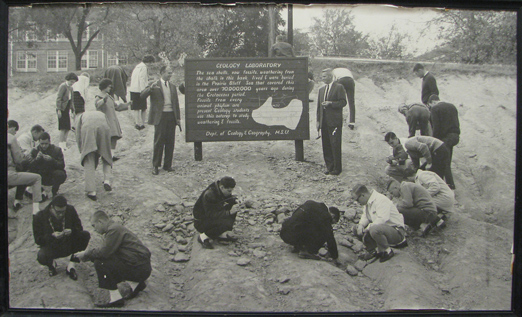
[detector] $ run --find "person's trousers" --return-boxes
[430,144,450,182]
[37,230,90,267]
[39,170,67,196]
[94,257,152,290]
[84,153,111,192]
[321,122,342,173]
[280,225,325,255]
[337,77,355,123]
[397,206,439,230]
[195,213,237,239]
[153,112,176,169]
[9,171,42,202]
[441,133,459,187]
[363,224,404,252]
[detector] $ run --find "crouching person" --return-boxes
[193,176,240,249]
[76,210,151,308]
[351,184,407,263]
[280,200,340,263]
[33,195,90,279]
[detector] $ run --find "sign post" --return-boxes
[185,57,310,161]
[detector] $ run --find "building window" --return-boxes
[47,51,68,72]
[81,50,98,69]
[107,52,128,67]
[16,51,37,72]
[46,30,68,42]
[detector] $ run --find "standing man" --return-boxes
[398,103,432,137]
[17,124,45,156]
[33,195,90,279]
[413,63,439,106]
[193,176,240,249]
[427,95,460,189]
[25,132,67,200]
[76,210,152,308]
[280,200,340,262]
[140,66,181,175]
[104,65,129,102]
[404,135,451,183]
[316,68,347,176]
[332,66,356,130]
[352,184,407,263]
[270,35,295,57]
[129,55,155,130]
[387,179,445,236]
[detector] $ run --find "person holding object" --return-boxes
[56,72,78,151]
[404,135,451,183]
[332,66,356,130]
[193,176,240,249]
[413,63,439,106]
[316,68,347,176]
[129,55,155,130]
[17,124,45,156]
[352,184,407,263]
[280,200,340,264]
[32,195,90,279]
[76,210,152,308]
[384,132,416,182]
[397,103,432,137]
[140,66,181,175]
[414,169,455,214]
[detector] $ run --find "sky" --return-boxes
[281,4,443,55]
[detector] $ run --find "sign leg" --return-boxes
[295,140,304,161]
[194,142,203,161]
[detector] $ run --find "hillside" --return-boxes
[6,62,515,312]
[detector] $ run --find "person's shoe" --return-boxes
[348,123,355,130]
[324,170,330,175]
[95,298,125,308]
[48,262,57,277]
[329,170,341,176]
[24,190,33,199]
[435,218,446,229]
[379,249,395,263]
[298,250,321,260]
[112,156,120,162]
[126,282,146,300]
[13,201,22,210]
[359,250,379,261]
[103,182,112,192]
[198,236,214,249]
[448,184,456,190]
[135,124,141,130]
[309,99,314,102]
[86,193,97,201]
[216,235,238,242]
[393,238,408,249]
[66,267,78,281]
[163,167,174,172]
[152,167,159,175]
[70,254,80,263]
[140,125,146,130]
[420,223,433,237]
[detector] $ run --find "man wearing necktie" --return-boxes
[141,66,182,175]
[316,68,347,176]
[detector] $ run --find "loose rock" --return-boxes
[354,260,366,271]
[176,236,188,245]
[162,223,174,232]
[346,265,359,276]
[318,248,328,257]
[253,250,267,258]
[173,253,190,262]
[155,204,166,212]
[237,258,251,266]
[155,223,167,229]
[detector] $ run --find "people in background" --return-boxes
[384,132,416,182]
[398,103,432,137]
[95,78,125,161]
[56,72,78,151]
[270,35,295,57]
[332,66,356,129]
[413,63,439,106]
[72,72,90,101]
[104,65,128,103]
[129,55,155,130]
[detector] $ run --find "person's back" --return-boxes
[271,36,295,57]
[431,101,460,139]
[400,182,437,214]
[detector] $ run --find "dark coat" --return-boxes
[193,181,237,223]
[317,82,347,128]
[104,65,128,102]
[431,102,460,141]
[33,204,85,247]
[421,72,439,105]
[141,79,181,126]
[280,200,338,259]
[27,143,65,174]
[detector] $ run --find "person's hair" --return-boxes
[412,63,424,72]
[39,132,51,141]
[328,206,341,223]
[384,132,398,142]
[352,183,369,196]
[276,35,286,42]
[386,179,400,191]
[220,176,236,189]
[80,72,90,78]
[8,120,19,131]
[99,78,112,91]
[31,124,45,133]
[143,55,155,63]
[51,195,67,207]
[92,210,110,222]
[65,72,79,81]
[428,94,440,103]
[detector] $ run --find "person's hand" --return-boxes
[230,204,240,215]
[151,81,159,89]
[425,162,432,170]
[52,231,64,239]
[390,160,398,166]
[42,154,52,161]
[63,229,72,236]
[321,101,331,108]
[57,109,62,119]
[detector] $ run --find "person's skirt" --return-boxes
[58,102,71,131]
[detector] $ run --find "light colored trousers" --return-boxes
[8,171,42,202]
[83,152,111,192]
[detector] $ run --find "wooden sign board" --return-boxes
[184,57,310,143]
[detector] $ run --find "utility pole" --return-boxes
[287,4,293,45]
[268,5,275,57]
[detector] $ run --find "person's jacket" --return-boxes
[193,180,238,222]
[317,82,347,128]
[141,79,181,126]
[27,143,65,173]
[33,204,84,247]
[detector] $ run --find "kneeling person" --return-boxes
[33,195,90,279]
[77,210,152,308]
[193,176,239,249]
[280,200,340,262]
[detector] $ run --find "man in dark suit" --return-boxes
[316,68,347,175]
[428,95,460,189]
[280,200,340,263]
[141,66,181,175]
[413,63,439,106]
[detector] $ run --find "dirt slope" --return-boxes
[6,68,515,312]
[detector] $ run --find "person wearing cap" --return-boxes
[76,210,152,308]
[352,184,407,263]
[397,103,432,137]
[412,63,439,106]
[384,132,416,182]
[332,66,356,130]
[56,72,79,150]
[280,200,340,263]
[193,176,240,249]
[32,195,90,279]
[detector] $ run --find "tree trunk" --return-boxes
[75,53,82,71]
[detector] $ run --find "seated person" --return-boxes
[398,103,432,137]
[32,195,90,279]
[414,169,455,213]
[77,210,151,308]
[280,200,340,262]
[24,132,66,199]
[384,132,416,182]
[193,176,240,249]
[387,179,445,236]
[352,184,407,263]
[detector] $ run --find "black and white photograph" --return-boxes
[3,1,519,313]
